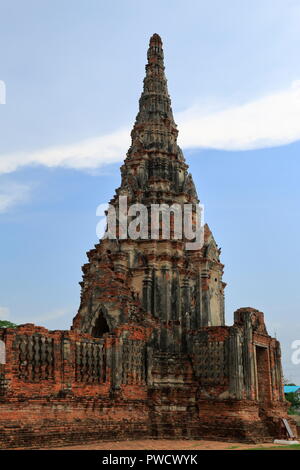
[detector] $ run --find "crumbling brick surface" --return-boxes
[0,398,150,449]
[0,314,296,448]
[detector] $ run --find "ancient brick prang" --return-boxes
[0,34,296,448]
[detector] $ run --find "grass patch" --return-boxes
[247,444,300,451]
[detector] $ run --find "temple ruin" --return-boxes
[0,34,296,449]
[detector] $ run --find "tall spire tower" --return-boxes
[72,34,226,341]
[117,34,198,210]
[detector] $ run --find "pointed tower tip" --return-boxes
[147,33,164,69]
[150,33,162,44]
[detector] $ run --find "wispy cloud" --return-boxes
[0,307,10,320]
[0,181,31,213]
[17,308,69,325]
[0,128,130,175]
[177,80,300,151]
[1,80,300,176]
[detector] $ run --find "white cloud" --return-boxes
[177,80,300,151]
[0,181,31,213]
[0,128,130,175]
[1,80,300,176]
[0,307,10,320]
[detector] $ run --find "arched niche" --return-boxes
[91,310,110,338]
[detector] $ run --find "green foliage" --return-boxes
[0,320,18,329]
[286,392,300,414]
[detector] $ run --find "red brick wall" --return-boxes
[0,397,150,449]
[0,324,148,399]
[0,319,295,448]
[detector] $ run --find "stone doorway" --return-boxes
[255,345,271,402]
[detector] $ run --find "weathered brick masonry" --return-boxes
[0,34,296,448]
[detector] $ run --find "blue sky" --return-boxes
[0,0,300,383]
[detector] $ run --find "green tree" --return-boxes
[0,320,18,328]
[286,392,300,415]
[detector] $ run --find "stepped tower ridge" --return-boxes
[117,33,197,208]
